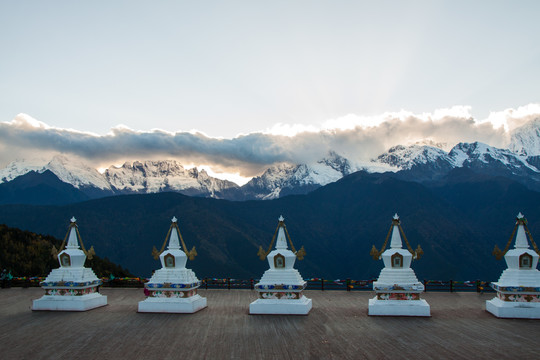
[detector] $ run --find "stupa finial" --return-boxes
[51,217,94,260]
[276,223,288,250]
[257,215,306,261]
[516,212,527,226]
[493,212,540,259]
[152,216,197,261]
[371,213,423,260]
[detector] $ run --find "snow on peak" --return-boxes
[448,142,537,172]
[104,160,238,194]
[374,144,450,170]
[0,156,240,197]
[451,142,506,165]
[244,152,356,199]
[45,155,112,190]
[0,158,46,183]
[0,155,111,189]
[509,117,540,156]
[317,151,355,175]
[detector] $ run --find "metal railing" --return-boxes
[2,276,495,293]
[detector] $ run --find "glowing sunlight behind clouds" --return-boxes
[2,103,540,183]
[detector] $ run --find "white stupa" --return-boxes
[250,216,312,315]
[138,217,207,313]
[486,213,540,318]
[32,217,107,311]
[368,214,430,316]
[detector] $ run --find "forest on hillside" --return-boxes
[0,224,132,277]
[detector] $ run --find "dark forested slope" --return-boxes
[0,170,538,281]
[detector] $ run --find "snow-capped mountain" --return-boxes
[104,160,239,197]
[375,144,451,170]
[509,117,540,156]
[0,157,240,200]
[242,152,357,199]
[5,115,540,204]
[449,142,533,170]
[0,155,111,191]
[373,141,540,189]
[375,141,537,173]
[45,155,112,190]
[0,159,43,183]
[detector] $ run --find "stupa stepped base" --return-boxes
[32,293,107,311]
[375,269,422,284]
[148,268,199,284]
[257,269,306,284]
[250,295,312,315]
[138,294,207,313]
[368,297,430,317]
[44,268,100,282]
[486,297,540,319]
[496,270,540,287]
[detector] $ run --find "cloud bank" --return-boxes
[1,104,540,177]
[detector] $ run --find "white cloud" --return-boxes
[264,123,319,137]
[483,104,540,132]
[6,113,50,130]
[1,105,540,179]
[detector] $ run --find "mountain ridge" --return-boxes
[3,118,540,203]
[0,169,536,281]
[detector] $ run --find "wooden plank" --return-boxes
[0,288,538,359]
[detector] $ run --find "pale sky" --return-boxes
[1,1,540,182]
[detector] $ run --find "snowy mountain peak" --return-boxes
[317,151,354,175]
[45,155,112,190]
[374,144,451,170]
[509,117,540,156]
[449,142,491,166]
[375,141,538,174]
[242,152,355,200]
[0,159,45,183]
[6,128,540,203]
[0,155,110,190]
[0,157,240,199]
[448,141,533,170]
[104,160,238,196]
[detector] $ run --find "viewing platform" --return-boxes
[0,288,538,359]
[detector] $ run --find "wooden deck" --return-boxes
[0,288,538,359]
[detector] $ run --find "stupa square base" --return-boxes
[32,293,107,311]
[368,297,430,317]
[138,294,207,313]
[486,297,540,319]
[249,295,312,315]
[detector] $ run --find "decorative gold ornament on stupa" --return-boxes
[257,215,306,261]
[370,214,423,261]
[493,213,540,260]
[152,216,197,260]
[52,217,95,261]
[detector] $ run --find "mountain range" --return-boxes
[2,118,540,204]
[0,152,359,204]
[0,141,539,205]
[1,117,540,280]
[0,168,536,281]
